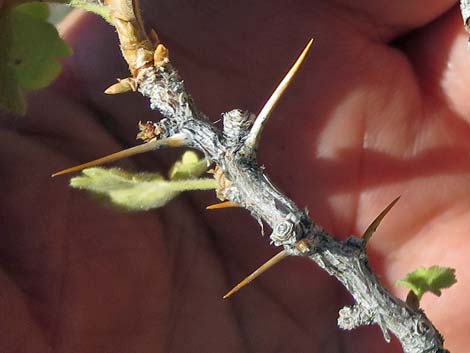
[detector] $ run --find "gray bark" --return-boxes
[461,0,470,32]
[134,61,449,353]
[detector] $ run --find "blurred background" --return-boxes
[49,3,71,24]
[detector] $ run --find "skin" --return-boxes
[0,0,469,352]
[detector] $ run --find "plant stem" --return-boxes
[90,0,452,351]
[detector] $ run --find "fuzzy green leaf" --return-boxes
[0,2,72,114]
[69,151,215,211]
[69,0,112,24]
[7,3,72,90]
[70,168,215,211]
[168,150,209,180]
[396,266,457,300]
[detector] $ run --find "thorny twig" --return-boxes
[61,0,463,352]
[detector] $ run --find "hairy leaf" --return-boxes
[69,151,216,211]
[0,2,72,114]
[396,266,457,301]
[168,150,209,180]
[69,0,111,24]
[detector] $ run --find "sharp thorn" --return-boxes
[104,78,137,95]
[223,250,288,299]
[362,196,401,244]
[245,39,314,149]
[206,201,240,210]
[52,134,187,177]
[104,82,131,95]
[51,139,160,177]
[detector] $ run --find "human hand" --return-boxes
[0,1,468,352]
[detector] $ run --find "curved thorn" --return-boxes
[223,250,288,299]
[52,134,186,177]
[244,39,314,150]
[362,196,401,244]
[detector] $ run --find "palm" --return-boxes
[0,1,468,352]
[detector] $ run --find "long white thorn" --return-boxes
[52,133,187,177]
[244,39,314,150]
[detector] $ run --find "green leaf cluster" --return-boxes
[0,2,72,114]
[70,151,216,211]
[396,266,457,301]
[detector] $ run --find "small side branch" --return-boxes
[301,233,448,353]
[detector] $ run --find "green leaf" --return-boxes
[69,0,112,24]
[15,1,49,20]
[168,150,209,180]
[0,2,72,114]
[396,266,457,301]
[0,61,25,114]
[69,151,216,211]
[70,168,216,211]
[7,3,72,90]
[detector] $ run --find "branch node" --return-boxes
[208,165,233,202]
[269,211,308,246]
[136,120,163,142]
[338,304,374,330]
[222,109,256,147]
[339,306,391,342]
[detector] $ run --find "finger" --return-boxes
[399,7,470,123]
[331,0,457,39]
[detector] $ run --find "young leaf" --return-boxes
[68,0,112,24]
[396,266,457,301]
[15,1,49,19]
[0,2,72,114]
[70,168,215,210]
[7,2,72,90]
[168,150,209,180]
[69,151,216,211]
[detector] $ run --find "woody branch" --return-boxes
[79,0,451,352]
